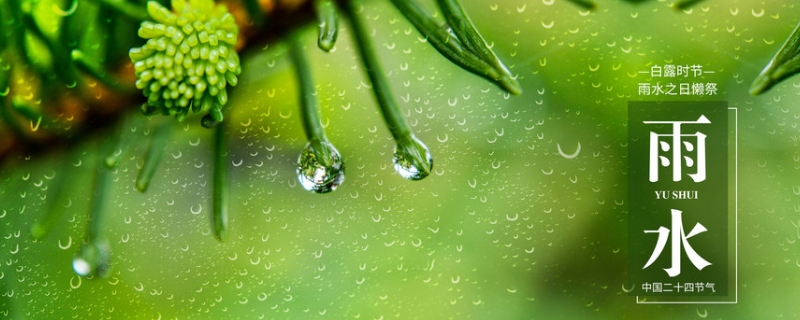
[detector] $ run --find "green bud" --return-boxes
[131,0,241,125]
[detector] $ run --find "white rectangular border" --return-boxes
[635,107,738,305]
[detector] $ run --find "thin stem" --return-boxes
[99,7,119,67]
[242,0,264,26]
[5,0,37,70]
[73,143,114,278]
[71,49,129,92]
[290,33,342,179]
[21,13,79,86]
[87,0,148,22]
[104,110,137,168]
[135,120,172,192]
[345,1,412,140]
[212,120,230,242]
[88,154,111,241]
[0,1,7,52]
[315,0,339,52]
[10,97,44,120]
[30,149,75,239]
[59,0,91,51]
[10,97,51,133]
[289,35,326,142]
[0,53,8,96]
[0,95,31,141]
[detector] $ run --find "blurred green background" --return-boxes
[2,0,800,318]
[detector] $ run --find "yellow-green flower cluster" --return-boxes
[129,0,241,126]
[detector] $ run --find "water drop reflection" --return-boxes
[297,140,345,193]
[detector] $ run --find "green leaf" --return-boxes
[242,0,264,26]
[436,0,521,95]
[315,0,339,52]
[389,0,489,76]
[390,0,521,95]
[212,120,230,241]
[751,22,800,95]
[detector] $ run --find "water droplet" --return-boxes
[69,276,82,289]
[58,236,73,250]
[30,117,42,132]
[72,239,111,278]
[297,140,345,193]
[52,0,78,16]
[393,136,433,180]
[557,142,581,159]
[72,258,91,276]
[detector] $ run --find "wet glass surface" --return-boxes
[2,0,800,318]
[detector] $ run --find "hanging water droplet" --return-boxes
[297,140,345,193]
[393,136,433,180]
[72,239,111,278]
